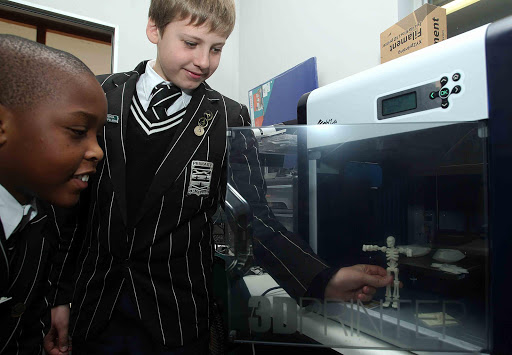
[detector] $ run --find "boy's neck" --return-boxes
[146,60,194,95]
[0,182,32,206]
[0,181,32,205]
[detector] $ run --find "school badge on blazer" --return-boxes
[106,114,119,123]
[188,161,213,196]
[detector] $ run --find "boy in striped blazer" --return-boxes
[0,35,106,354]
[46,0,392,353]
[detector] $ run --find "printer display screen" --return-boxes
[382,91,417,116]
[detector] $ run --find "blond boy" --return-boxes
[47,1,391,353]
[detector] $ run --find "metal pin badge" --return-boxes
[194,125,205,136]
[195,112,212,137]
[204,110,213,120]
[200,117,209,126]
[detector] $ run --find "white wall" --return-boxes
[236,0,400,105]
[8,0,155,73]
[7,0,419,105]
[205,0,241,101]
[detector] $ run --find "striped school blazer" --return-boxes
[1,205,60,354]
[49,61,329,349]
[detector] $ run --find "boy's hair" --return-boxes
[149,0,236,38]
[0,34,94,110]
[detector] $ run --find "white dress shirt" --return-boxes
[0,184,38,240]
[136,60,192,115]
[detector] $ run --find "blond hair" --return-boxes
[149,0,236,38]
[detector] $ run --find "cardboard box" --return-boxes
[380,4,447,63]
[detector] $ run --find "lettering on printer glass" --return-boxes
[317,118,338,124]
[247,296,467,342]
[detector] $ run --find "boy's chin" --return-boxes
[44,193,81,208]
[179,81,202,91]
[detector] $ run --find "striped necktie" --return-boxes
[148,83,182,122]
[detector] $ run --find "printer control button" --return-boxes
[439,88,450,99]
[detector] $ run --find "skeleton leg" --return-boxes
[382,268,393,307]
[392,268,400,309]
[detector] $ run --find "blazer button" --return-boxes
[11,302,26,318]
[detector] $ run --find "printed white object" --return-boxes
[431,263,469,275]
[432,249,465,263]
[362,236,412,309]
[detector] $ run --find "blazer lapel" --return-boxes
[0,220,9,295]
[4,212,48,298]
[135,83,222,224]
[0,210,48,296]
[103,69,141,225]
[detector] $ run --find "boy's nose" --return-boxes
[85,137,104,162]
[194,50,210,69]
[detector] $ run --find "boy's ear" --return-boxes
[146,17,160,44]
[0,104,13,146]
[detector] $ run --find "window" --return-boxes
[0,2,114,75]
[430,0,512,38]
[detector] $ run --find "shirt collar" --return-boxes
[141,60,193,101]
[141,60,166,101]
[0,184,38,240]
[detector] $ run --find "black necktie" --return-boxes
[148,83,182,122]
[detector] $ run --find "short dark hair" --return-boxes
[149,0,236,38]
[0,34,95,110]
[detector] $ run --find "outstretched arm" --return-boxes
[227,105,329,300]
[362,245,386,252]
[226,110,392,303]
[398,247,413,257]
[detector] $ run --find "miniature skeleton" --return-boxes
[362,236,412,308]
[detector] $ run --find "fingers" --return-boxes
[360,264,388,277]
[361,272,393,288]
[58,339,70,354]
[357,292,373,302]
[354,264,393,288]
[362,285,376,296]
[57,328,70,354]
[44,327,71,355]
[357,287,377,302]
[43,328,60,355]
[354,286,377,302]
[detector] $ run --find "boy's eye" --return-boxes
[68,128,87,137]
[185,41,197,47]
[212,47,222,53]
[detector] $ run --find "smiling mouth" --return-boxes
[187,69,205,78]
[73,174,90,182]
